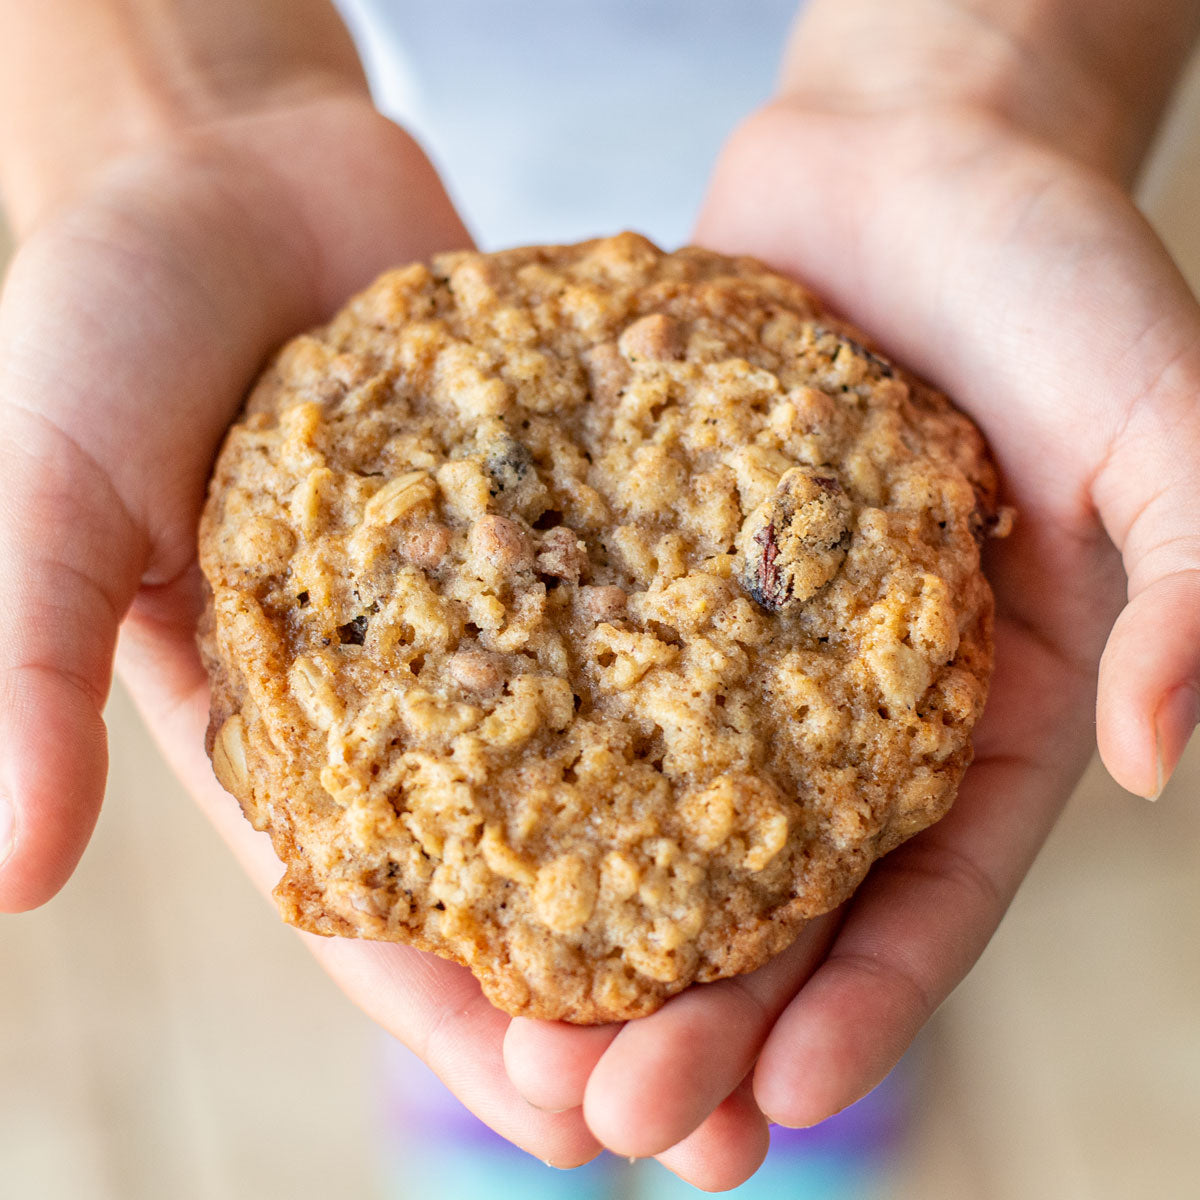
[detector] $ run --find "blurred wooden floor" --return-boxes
[2,54,1200,1200]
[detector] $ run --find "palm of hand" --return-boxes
[4,95,1195,1190]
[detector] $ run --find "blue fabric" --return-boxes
[377,1037,913,1199]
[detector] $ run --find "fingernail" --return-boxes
[0,791,13,868]
[1150,684,1200,800]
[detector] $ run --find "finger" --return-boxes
[652,1074,770,1193]
[503,1018,622,1113]
[579,912,839,1157]
[115,583,602,1168]
[753,618,1095,1127]
[0,398,145,910]
[1094,382,1200,798]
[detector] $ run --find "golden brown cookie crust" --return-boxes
[199,233,1002,1023]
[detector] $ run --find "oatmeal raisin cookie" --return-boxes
[199,233,1007,1022]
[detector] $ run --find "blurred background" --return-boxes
[2,19,1199,1200]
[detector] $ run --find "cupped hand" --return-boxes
[502,101,1200,1186]
[0,90,609,1166]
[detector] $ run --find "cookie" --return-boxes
[198,233,1007,1023]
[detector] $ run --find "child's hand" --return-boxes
[0,87,467,903]
[0,85,609,1167]
[501,24,1200,1196]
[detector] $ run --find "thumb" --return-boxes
[1095,369,1200,799]
[0,402,146,910]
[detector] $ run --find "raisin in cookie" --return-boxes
[199,233,1007,1023]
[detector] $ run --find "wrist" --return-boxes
[780,0,1200,184]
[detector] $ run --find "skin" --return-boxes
[2,0,1200,1189]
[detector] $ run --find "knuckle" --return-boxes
[826,949,937,1025]
[881,836,1004,918]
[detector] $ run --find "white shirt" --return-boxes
[334,1,801,249]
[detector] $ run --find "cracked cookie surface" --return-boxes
[199,233,1004,1022]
